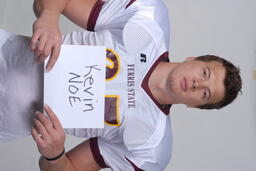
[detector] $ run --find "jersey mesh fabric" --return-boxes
[0,29,44,141]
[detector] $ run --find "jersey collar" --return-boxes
[141,51,172,115]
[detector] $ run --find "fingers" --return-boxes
[31,18,62,71]
[45,43,61,72]
[31,105,66,158]
[30,32,40,51]
[31,31,49,62]
[32,119,51,148]
[35,35,47,58]
[31,126,44,144]
[44,105,62,130]
[37,40,53,63]
[31,36,60,72]
[32,109,59,144]
[35,111,54,133]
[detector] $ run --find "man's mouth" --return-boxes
[180,77,187,92]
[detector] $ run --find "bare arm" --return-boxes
[38,141,100,171]
[32,105,101,171]
[62,0,97,29]
[33,0,69,16]
[33,0,96,28]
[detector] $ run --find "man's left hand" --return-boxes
[31,105,66,159]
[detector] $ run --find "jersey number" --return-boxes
[105,49,121,126]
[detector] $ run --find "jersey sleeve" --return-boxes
[90,137,147,171]
[89,117,173,171]
[88,0,170,49]
[62,29,116,48]
[88,0,135,32]
[62,0,138,48]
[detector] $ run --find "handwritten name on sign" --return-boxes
[68,65,100,112]
[44,45,106,128]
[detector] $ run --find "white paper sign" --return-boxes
[44,45,106,128]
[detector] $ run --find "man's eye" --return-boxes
[204,70,207,75]
[203,69,207,78]
[203,91,207,97]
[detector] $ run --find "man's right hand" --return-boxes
[31,11,62,72]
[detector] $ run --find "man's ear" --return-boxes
[185,57,196,62]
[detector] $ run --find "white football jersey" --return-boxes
[64,0,173,170]
[0,0,173,170]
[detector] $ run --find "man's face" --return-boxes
[167,58,226,107]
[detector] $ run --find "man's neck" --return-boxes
[148,62,178,105]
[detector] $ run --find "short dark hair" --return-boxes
[195,55,242,110]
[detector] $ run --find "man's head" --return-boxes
[166,55,242,109]
[194,55,242,109]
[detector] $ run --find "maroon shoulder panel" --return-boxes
[88,0,105,31]
[89,137,109,168]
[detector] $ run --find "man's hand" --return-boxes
[31,11,62,72]
[31,105,65,159]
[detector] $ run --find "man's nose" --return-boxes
[192,79,208,89]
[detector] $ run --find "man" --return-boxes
[0,0,241,171]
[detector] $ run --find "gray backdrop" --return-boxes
[0,0,255,170]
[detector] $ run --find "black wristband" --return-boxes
[44,148,65,161]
